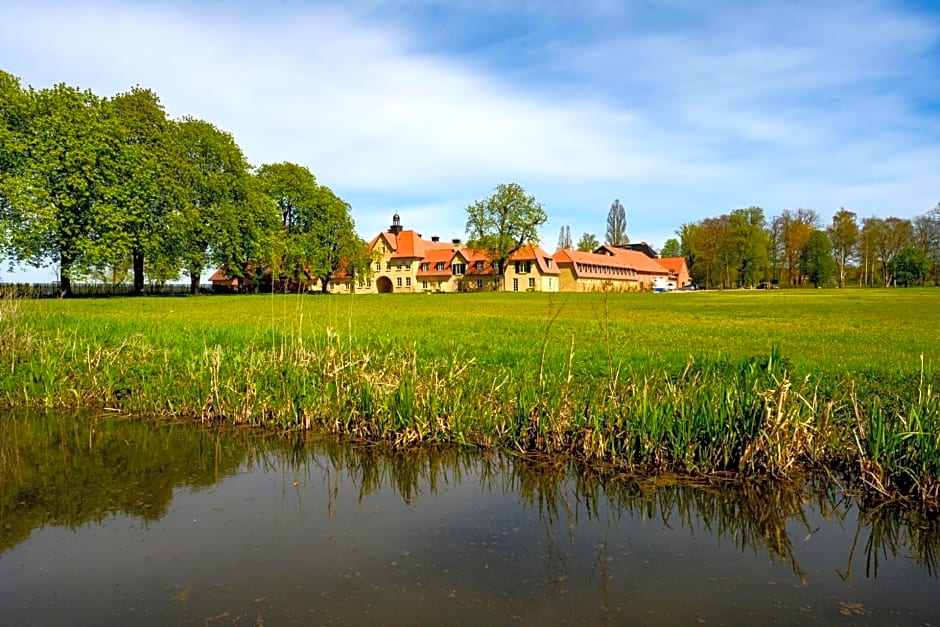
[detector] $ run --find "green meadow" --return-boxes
[1,289,938,504]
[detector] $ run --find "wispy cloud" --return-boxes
[1,0,938,257]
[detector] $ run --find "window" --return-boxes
[396,262,402,271]
[437,281,442,289]
[513,278,519,292]
[452,263,466,276]
[375,262,381,271]
[405,261,412,269]
[396,277,402,287]
[515,261,531,274]
[435,262,445,271]
[528,277,535,289]
[420,263,429,272]
[406,277,411,287]
[366,279,371,287]
[385,262,391,271]
[475,261,485,271]
[546,258,552,268]
[422,281,428,290]
[476,279,483,289]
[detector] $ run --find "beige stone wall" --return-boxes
[462,276,499,292]
[502,261,558,292]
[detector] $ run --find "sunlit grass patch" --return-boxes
[1,288,938,504]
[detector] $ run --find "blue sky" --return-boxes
[2,0,939,281]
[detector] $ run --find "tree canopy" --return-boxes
[799,229,836,287]
[889,246,931,287]
[0,82,130,296]
[660,238,680,259]
[827,208,858,288]
[556,225,572,251]
[605,199,628,246]
[576,232,599,252]
[465,182,547,283]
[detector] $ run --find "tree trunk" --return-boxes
[320,275,330,293]
[59,252,72,298]
[133,251,145,296]
[190,272,201,295]
[837,252,845,288]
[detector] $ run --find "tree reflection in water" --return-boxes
[2,410,937,582]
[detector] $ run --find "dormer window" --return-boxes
[420,263,429,272]
[452,263,466,276]
[435,262,445,272]
[475,261,485,270]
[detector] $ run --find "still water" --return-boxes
[1,412,937,625]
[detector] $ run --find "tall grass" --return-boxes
[0,291,937,505]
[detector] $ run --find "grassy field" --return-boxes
[1,288,938,503]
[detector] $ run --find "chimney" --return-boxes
[451,238,461,245]
[431,236,440,243]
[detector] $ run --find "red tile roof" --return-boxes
[589,246,673,274]
[554,248,670,279]
[509,243,560,275]
[464,249,498,276]
[416,248,468,278]
[656,257,688,276]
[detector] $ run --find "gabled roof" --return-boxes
[509,243,560,275]
[555,248,670,278]
[590,245,672,274]
[464,249,498,276]
[656,257,688,276]
[370,228,455,260]
[416,248,468,278]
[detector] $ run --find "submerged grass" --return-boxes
[0,290,938,505]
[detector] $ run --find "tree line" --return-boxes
[677,205,939,289]
[0,70,369,297]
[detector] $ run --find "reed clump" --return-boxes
[0,294,936,506]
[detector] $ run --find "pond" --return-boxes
[1,411,937,625]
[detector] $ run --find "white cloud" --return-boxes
[1,0,938,257]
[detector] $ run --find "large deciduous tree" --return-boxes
[660,238,680,258]
[827,208,858,288]
[1,82,128,296]
[724,207,768,287]
[465,182,547,288]
[556,225,572,251]
[256,162,368,293]
[863,216,913,287]
[605,199,628,246]
[174,117,267,294]
[678,208,768,289]
[889,246,931,287]
[912,203,940,285]
[772,208,820,286]
[307,186,370,293]
[576,232,599,252]
[0,71,29,266]
[799,229,836,287]
[111,86,179,295]
[256,161,320,289]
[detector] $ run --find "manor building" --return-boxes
[554,244,673,292]
[365,214,559,293]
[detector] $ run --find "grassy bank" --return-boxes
[1,289,938,504]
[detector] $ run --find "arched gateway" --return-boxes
[376,276,393,293]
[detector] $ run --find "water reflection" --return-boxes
[1,412,937,625]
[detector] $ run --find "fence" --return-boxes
[0,282,218,298]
